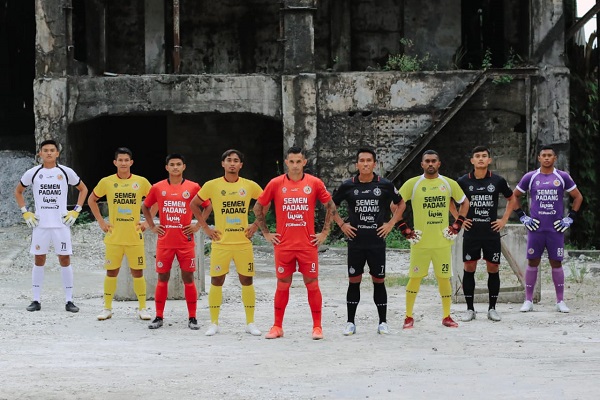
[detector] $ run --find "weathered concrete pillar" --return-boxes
[330,0,351,71]
[281,74,318,171]
[34,0,70,151]
[115,226,207,301]
[451,224,540,304]
[281,0,316,73]
[529,1,570,168]
[144,0,166,74]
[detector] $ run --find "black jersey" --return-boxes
[457,170,513,237]
[332,173,402,249]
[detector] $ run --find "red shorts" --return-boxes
[274,248,319,279]
[155,246,196,273]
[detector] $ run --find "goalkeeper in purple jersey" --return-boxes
[513,145,583,313]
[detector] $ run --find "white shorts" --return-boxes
[30,226,73,256]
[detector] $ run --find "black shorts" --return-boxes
[462,233,501,264]
[347,246,386,278]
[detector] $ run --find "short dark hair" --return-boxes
[114,147,133,160]
[422,149,439,159]
[221,149,244,162]
[287,146,304,156]
[471,146,491,157]
[39,139,59,151]
[356,147,377,162]
[539,145,555,155]
[166,153,185,164]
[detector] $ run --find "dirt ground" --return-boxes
[1,223,599,400]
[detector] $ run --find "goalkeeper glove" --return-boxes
[21,207,39,228]
[397,220,422,245]
[515,209,540,232]
[553,210,576,233]
[442,215,466,240]
[63,205,82,226]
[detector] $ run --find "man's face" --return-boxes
[114,154,133,171]
[222,153,243,174]
[421,154,440,175]
[356,152,375,175]
[166,158,185,176]
[538,149,557,168]
[285,152,307,175]
[39,144,59,163]
[471,151,492,169]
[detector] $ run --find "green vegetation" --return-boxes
[383,38,432,72]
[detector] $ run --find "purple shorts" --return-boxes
[526,231,565,261]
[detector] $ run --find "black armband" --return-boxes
[514,209,526,218]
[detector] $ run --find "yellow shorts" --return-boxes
[409,247,452,279]
[104,244,146,271]
[210,245,255,277]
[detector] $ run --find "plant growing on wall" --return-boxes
[383,38,431,72]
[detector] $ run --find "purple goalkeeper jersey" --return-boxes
[516,168,577,233]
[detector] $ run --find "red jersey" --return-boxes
[257,173,332,251]
[143,179,208,249]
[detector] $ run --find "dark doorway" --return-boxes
[0,0,35,151]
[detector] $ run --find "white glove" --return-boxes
[63,205,82,226]
[22,210,39,228]
[407,229,422,245]
[442,226,458,241]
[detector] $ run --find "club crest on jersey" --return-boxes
[303,185,312,194]
[373,188,381,196]
[282,187,287,193]
[535,180,540,186]
[487,184,495,192]
[469,185,474,191]
[238,188,247,197]
[440,185,447,191]
[553,180,561,187]
[221,190,226,195]
[161,190,167,197]
[354,189,359,195]
[57,174,64,181]
[132,183,140,190]
[422,187,426,192]
[183,190,190,199]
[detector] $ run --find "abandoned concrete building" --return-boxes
[1,1,580,202]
